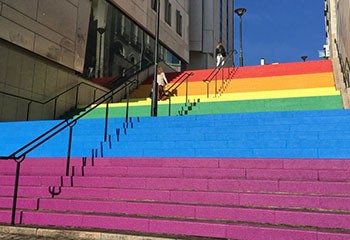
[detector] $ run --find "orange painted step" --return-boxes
[171,72,334,96]
[177,60,333,82]
[233,60,333,79]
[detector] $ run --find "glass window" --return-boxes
[83,0,183,87]
[165,0,172,26]
[151,0,157,11]
[176,10,182,36]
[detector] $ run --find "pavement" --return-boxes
[0,225,180,240]
[0,232,66,240]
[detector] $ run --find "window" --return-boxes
[176,10,182,36]
[151,0,156,11]
[165,0,172,25]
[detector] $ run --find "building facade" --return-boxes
[188,0,234,70]
[0,0,235,121]
[325,0,350,107]
[0,0,190,121]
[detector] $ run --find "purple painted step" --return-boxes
[2,185,350,212]
[89,157,350,170]
[38,198,350,229]
[72,157,350,181]
[0,209,21,224]
[0,185,52,198]
[76,165,348,181]
[68,176,350,195]
[0,197,38,210]
[0,176,64,186]
[20,211,350,240]
[0,157,84,176]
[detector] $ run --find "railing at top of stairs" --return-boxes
[203,50,237,98]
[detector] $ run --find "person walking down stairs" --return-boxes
[215,41,226,67]
[157,66,169,100]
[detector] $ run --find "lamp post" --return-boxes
[151,0,160,117]
[235,8,247,67]
[97,27,106,78]
[232,0,235,66]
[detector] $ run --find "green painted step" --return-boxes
[186,95,343,115]
[79,102,191,119]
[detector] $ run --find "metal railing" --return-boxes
[334,39,350,88]
[163,71,194,116]
[0,77,139,225]
[0,82,108,121]
[0,58,199,225]
[203,50,237,98]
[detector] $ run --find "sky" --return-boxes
[233,0,326,66]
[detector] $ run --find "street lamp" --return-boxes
[97,27,106,78]
[151,0,160,117]
[235,8,247,67]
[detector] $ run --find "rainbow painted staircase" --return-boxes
[1,60,350,240]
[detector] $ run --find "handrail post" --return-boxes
[93,89,97,102]
[53,97,58,120]
[185,77,189,105]
[104,97,110,142]
[27,101,32,121]
[11,156,25,225]
[206,81,209,98]
[215,72,218,97]
[125,83,130,123]
[75,86,80,109]
[168,95,171,116]
[66,125,75,176]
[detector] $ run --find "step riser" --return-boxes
[19,211,350,240]
[37,198,350,229]
[2,186,350,211]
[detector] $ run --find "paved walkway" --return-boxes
[0,232,73,240]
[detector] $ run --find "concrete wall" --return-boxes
[336,0,350,59]
[0,0,111,121]
[0,0,91,73]
[0,39,107,122]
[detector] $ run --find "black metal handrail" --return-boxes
[163,72,194,116]
[334,39,350,88]
[0,82,108,121]
[203,50,236,98]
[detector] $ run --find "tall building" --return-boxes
[325,0,350,107]
[188,0,234,70]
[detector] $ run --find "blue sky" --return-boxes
[233,0,326,66]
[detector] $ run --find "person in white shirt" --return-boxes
[215,42,226,67]
[157,66,168,100]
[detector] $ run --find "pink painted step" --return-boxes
[69,176,350,195]
[0,176,64,186]
[0,157,84,176]
[75,165,349,181]
[38,198,350,229]
[0,196,38,210]
[0,209,21,224]
[54,187,350,212]
[2,185,350,212]
[0,185,52,198]
[20,211,350,240]
[91,157,350,170]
